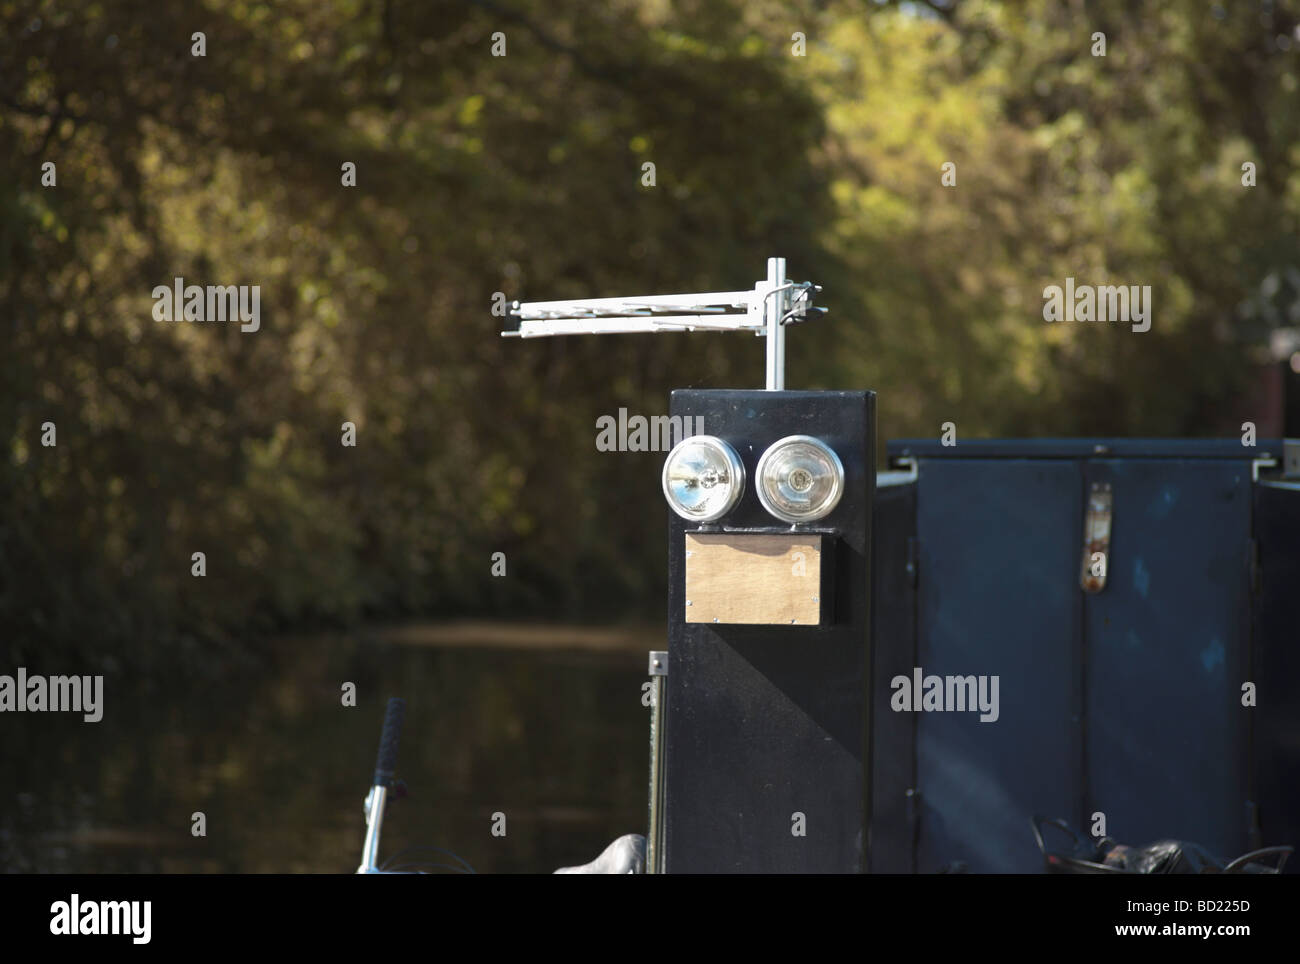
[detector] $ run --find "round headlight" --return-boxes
[661,435,745,523]
[756,435,844,523]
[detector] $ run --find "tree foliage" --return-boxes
[2,0,1296,667]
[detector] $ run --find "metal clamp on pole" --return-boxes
[502,257,825,391]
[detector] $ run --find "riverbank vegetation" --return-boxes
[4,0,1297,669]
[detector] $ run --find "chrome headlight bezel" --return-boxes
[755,434,844,524]
[661,435,746,523]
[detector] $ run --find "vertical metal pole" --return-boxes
[357,785,388,873]
[646,650,668,873]
[765,257,786,390]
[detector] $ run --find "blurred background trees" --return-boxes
[3,0,1298,669]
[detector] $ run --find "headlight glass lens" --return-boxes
[661,435,745,523]
[756,435,844,523]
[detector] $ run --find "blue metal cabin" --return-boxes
[870,438,1300,873]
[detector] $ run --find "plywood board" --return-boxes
[684,532,825,625]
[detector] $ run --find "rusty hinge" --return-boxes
[1081,482,1112,593]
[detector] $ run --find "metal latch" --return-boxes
[1081,482,1112,593]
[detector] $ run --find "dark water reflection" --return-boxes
[0,630,649,873]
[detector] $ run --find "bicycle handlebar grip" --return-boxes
[373,697,406,788]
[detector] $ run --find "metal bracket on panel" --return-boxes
[1251,457,1278,483]
[879,456,919,488]
[1081,482,1112,594]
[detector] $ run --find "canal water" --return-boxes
[0,626,651,873]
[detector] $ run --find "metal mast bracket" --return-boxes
[501,257,824,390]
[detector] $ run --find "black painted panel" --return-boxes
[1254,480,1300,871]
[869,480,918,872]
[662,390,874,873]
[1084,459,1252,858]
[914,459,1082,873]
